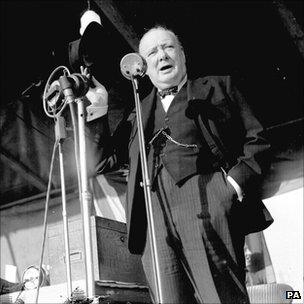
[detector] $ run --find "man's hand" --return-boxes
[81,66,108,121]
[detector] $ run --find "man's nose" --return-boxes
[158,48,168,60]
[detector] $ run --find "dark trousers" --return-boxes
[141,167,250,304]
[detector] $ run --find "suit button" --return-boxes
[221,259,227,266]
[165,117,169,122]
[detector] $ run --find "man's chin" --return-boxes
[157,76,177,87]
[159,70,175,79]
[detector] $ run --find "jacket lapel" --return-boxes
[130,77,214,153]
[131,77,212,142]
[187,77,226,160]
[142,87,157,131]
[127,87,156,235]
[135,77,212,133]
[129,87,157,147]
[187,77,213,102]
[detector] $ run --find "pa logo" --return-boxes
[286,291,301,300]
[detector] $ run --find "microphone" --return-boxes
[120,53,147,80]
[45,74,90,105]
[59,73,90,102]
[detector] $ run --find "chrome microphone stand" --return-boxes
[76,98,95,298]
[58,75,95,299]
[43,67,96,302]
[121,54,164,303]
[43,66,73,300]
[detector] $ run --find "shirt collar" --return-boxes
[157,74,188,95]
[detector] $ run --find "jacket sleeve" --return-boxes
[223,75,271,193]
[85,109,134,177]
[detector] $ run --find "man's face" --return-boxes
[139,28,186,90]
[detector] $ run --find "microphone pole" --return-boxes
[120,54,163,303]
[59,75,95,299]
[41,66,73,301]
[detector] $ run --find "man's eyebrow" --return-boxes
[146,45,157,54]
[143,40,175,55]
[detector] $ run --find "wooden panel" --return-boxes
[48,216,147,286]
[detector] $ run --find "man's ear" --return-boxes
[181,49,186,64]
[144,62,151,77]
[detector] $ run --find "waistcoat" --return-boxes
[147,86,216,185]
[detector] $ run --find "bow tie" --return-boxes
[158,86,178,98]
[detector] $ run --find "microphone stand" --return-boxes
[76,98,95,299]
[130,76,163,303]
[43,69,97,303]
[58,76,95,300]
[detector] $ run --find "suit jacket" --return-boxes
[124,75,273,254]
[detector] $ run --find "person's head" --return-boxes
[139,26,186,90]
[244,245,252,269]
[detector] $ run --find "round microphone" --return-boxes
[68,73,90,97]
[58,73,90,102]
[120,53,147,80]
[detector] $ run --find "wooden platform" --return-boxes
[0,280,151,304]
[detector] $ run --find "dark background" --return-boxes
[1,0,303,126]
[0,0,303,204]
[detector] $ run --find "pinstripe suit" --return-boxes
[91,75,273,303]
[125,76,273,303]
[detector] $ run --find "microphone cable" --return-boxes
[34,138,59,304]
[13,282,26,304]
[43,66,70,118]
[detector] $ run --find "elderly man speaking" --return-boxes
[85,25,273,303]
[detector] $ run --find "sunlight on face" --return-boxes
[139,28,186,90]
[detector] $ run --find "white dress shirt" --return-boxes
[159,75,187,112]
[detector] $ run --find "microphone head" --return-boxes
[120,53,147,80]
[68,73,90,98]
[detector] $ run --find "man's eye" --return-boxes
[148,50,156,56]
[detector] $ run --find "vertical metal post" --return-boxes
[131,77,163,303]
[77,99,95,297]
[43,68,96,301]
[58,140,72,297]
